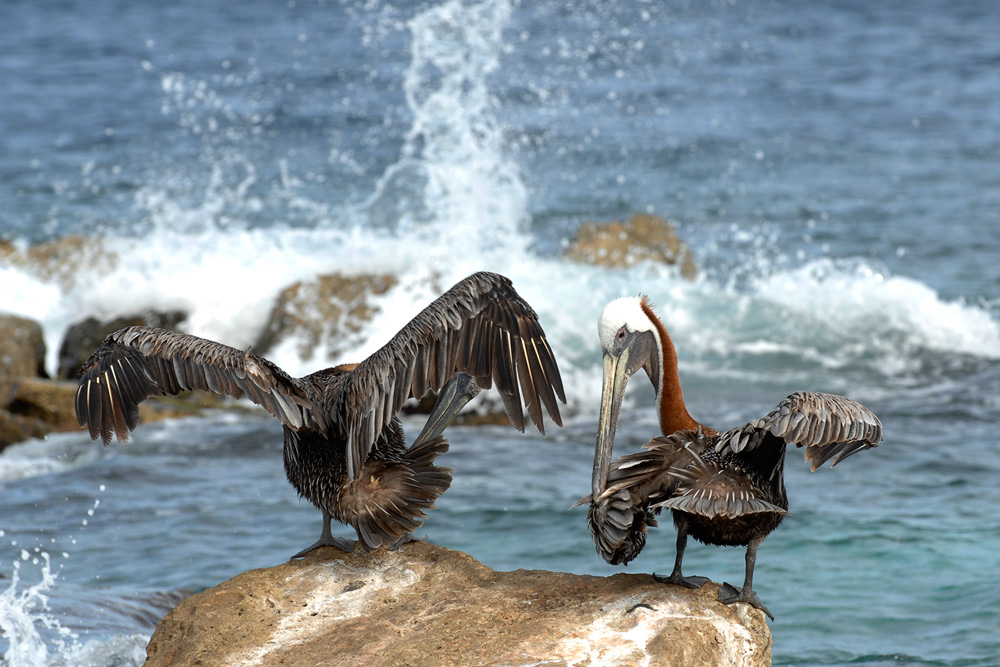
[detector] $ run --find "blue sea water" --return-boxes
[1,0,998,664]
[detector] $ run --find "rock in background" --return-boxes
[0,313,55,449]
[0,235,118,291]
[0,313,48,380]
[144,542,771,667]
[254,273,398,361]
[565,213,698,280]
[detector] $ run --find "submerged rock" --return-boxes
[144,542,771,667]
[565,213,698,280]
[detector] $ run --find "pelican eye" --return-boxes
[617,327,628,340]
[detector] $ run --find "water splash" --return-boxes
[0,552,65,666]
[0,550,149,667]
[359,0,528,258]
[0,481,152,667]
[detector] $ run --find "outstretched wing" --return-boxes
[75,326,318,445]
[338,272,566,479]
[714,391,883,471]
[584,429,708,565]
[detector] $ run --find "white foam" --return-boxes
[1,553,65,666]
[753,259,1000,359]
[0,435,102,484]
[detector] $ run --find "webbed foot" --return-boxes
[652,572,710,589]
[718,582,774,620]
[290,536,356,560]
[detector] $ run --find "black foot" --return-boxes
[290,536,356,560]
[388,533,427,551]
[652,572,710,589]
[718,582,774,621]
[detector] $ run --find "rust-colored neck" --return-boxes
[639,300,705,436]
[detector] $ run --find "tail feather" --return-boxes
[652,455,787,519]
[341,436,453,551]
[587,490,659,566]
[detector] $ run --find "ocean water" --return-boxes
[1,0,999,665]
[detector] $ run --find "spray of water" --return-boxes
[358,0,528,257]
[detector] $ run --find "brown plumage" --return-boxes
[583,295,882,619]
[76,272,565,557]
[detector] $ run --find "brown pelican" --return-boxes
[581,295,882,619]
[76,272,565,558]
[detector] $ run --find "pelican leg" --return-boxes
[412,372,481,448]
[653,518,709,588]
[290,509,355,559]
[388,533,427,551]
[718,537,774,620]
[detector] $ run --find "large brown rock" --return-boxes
[144,542,771,667]
[0,314,47,380]
[254,273,398,361]
[565,213,698,280]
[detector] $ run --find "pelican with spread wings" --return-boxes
[76,272,565,558]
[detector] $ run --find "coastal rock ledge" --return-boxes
[144,542,771,667]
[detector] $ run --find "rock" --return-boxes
[254,273,398,361]
[0,410,52,449]
[143,542,771,667]
[2,378,80,430]
[565,213,698,280]
[0,236,118,291]
[57,311,187,380]
[0,314,48,380]
[0,376,235,450]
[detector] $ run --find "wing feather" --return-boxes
[76,326,318,445]
[714,391,883,471]
[653,453,788,519]
[342,272,565,478]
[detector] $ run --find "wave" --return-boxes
[1,0,996,414]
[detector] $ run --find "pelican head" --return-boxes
[592,296,665,499]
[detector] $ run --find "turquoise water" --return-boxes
[2,0,999,664]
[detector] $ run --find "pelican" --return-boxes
[581,295,882,619]
[76,272,565,558]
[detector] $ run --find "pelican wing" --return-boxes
[714,391,883,471]
[75,326,318,445]
[340,272,565,479]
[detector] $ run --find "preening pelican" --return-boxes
[76,272,565,558]
[582,295,882,619]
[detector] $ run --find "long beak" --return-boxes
[591,348,630,500]
[412,372,482,449]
